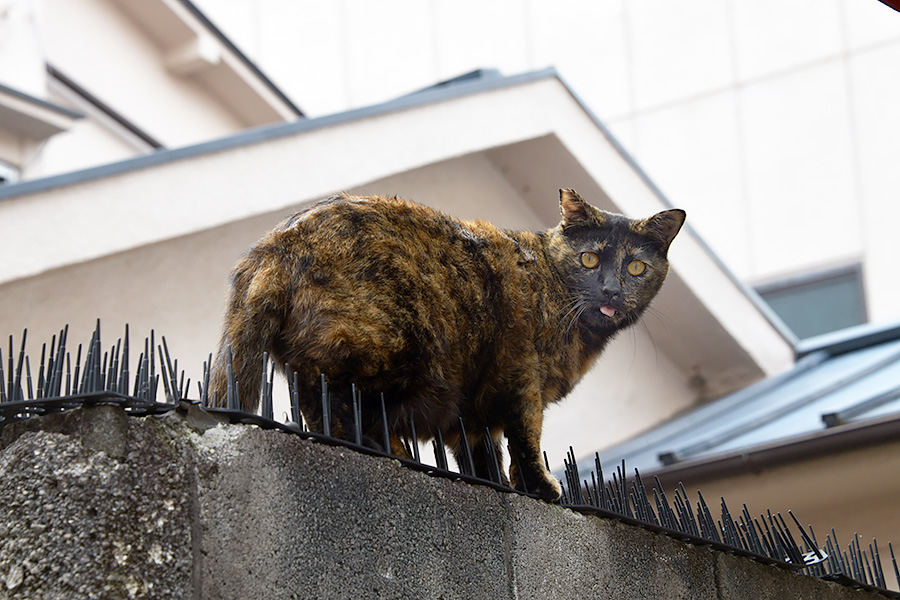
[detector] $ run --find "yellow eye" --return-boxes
[580,252,599,269]
[627,260,646,276]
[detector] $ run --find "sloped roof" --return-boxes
[585,320,900,480]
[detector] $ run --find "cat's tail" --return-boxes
[209,252,289,414]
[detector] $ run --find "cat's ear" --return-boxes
[559,188,591,227]
[638,209,686,253]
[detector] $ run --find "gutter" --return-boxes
[648,410,900,489]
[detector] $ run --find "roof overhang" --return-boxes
[0,83,82,141]
[0,68,795,395]
[107,0,302,125]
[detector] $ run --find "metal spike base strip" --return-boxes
[2,324,898,598]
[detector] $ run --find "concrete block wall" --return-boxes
[0,406,883,599]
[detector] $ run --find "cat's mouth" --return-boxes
[599,306,618,318]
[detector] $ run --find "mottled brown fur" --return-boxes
[210,189,685,499]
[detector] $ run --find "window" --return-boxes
[755,264,867,340]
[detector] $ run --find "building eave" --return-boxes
[0,68,559,203]
[0,82,82,140]
[107,0,303,125]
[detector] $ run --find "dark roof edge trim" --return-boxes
[177,0,304,117]
[0,67,557,203]
[0,80,83,120]
[649,411,900,488]
[796,319,900,360]
[47,65,164,150]
[551,71,799,352]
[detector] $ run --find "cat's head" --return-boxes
[548,188,685,332]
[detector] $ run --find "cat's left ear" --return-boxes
[638,209,686,254]
[559,188,592,228]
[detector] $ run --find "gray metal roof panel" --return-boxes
[585,321,900,476]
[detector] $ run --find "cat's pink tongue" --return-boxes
[600,306,617,318]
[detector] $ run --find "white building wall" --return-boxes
[42,0,247,148]
[0,0,47,97]
[193,0,900,322]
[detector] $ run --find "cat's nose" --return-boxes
[600,275,623,301]
[602,288,622,302]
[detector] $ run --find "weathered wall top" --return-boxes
[0,406,886,599]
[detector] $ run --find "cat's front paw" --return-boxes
[532,475,562,501]
[511,466,562,501]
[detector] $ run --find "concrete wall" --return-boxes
[0,406,882,599]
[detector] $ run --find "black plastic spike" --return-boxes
[225,345,237,410]
[351,384,362,446]
[263,359,275,421]
[320,374,330,437]
[14,330,26,401]
[25,355,34,400]
[510,450,529,495]
[408,415,420,463]
[483,428,503,485]
[201,354,211,407]
[788,511,822,562]
[380,394,390,455]
[36,343,47,399]
[65,351,72,397]
[890,543,900,591]
[289,369,301,428]
[120,326,129,395]
[457,418,476,477]
[433,428,448,471]
[0,343,6,403]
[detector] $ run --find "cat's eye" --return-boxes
[580,252,599,269]
[627,260,646,276]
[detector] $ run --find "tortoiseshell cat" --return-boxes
[210,189,684,500]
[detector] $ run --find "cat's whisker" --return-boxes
[644,315,662,371]
[557,294,589,340]
[640,306,674,344]
[566,302,591,340]
[555,296,582,325]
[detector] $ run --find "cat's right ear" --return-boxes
[559,188,591,228]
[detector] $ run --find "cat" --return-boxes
[209,189,684,500]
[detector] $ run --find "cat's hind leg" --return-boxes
[448,427,508,485]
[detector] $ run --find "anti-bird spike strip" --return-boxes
[1,323,899,598]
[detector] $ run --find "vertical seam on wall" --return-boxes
[836,0,871,321]
[184,437,204,600]
[714,552,725,599]
[500,493,519,600]
[620,0,638,152]
[724,0,755,279]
